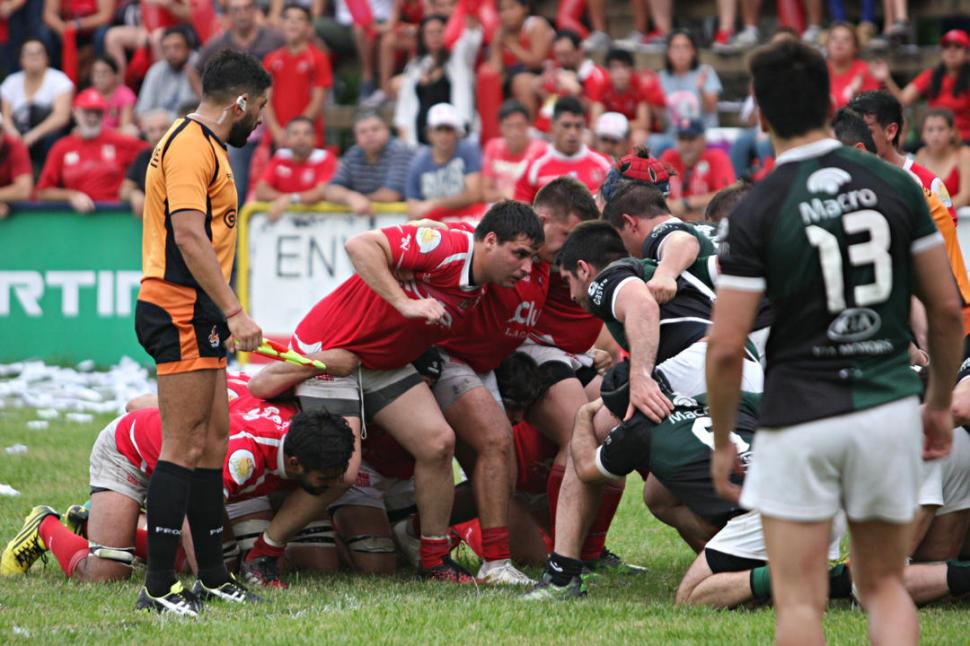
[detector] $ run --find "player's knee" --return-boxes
[415,426,455,464]
[478,426,514,459]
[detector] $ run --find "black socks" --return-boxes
[145,460,192,596]
[547,552,584,586]
[188,467,230,588]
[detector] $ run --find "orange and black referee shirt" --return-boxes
[140,117,238,287]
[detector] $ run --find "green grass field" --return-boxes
[0,408,966,645]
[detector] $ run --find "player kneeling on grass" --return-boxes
[0,406,354,591]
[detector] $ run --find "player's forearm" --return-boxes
[253,181,283,202]
[345,231,410,310]
[36,187,83,202]
[655,232,700,280]
[705,340,744,449]
[431,181,482,211]
[623,299,661,383]
[173,225,241,314]
[0,176,32,202]
[481,177,506,204]
[323,183,356,205]
[368,187,403,202]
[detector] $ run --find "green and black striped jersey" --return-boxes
[718,139,940,427]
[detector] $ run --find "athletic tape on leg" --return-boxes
[232,519,270,553]
[89,543,136,566]
[290,520,336,547]
[346,534,396,554]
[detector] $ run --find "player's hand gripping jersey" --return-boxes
[292,225,485,370]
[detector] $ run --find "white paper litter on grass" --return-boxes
[0,484,21,496]
[5,444,27,455]
[0,357,156,419]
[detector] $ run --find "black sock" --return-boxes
[145,460,192,596]
[828,563,853,599]
[546,552,583,586]
[187,467,230,587]
[946,560,970,596]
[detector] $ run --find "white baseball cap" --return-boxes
[596,111,630,140]
[427,103,464,134]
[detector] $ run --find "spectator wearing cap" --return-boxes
[531,29,608,133]
[514,96,612,204]
[874,29,970,143]
[593,111,630,162]
[0,39,74,169]
[253,116,338,222]
[481,99,547,203]
[0,119,33,219]
[393,11,481,146]
[135,27,199,120]
[119,108,172,218]
[660,117,735,219]
[322,110,415,214]
[589,48,666,148]
[36,88,148,213]
[405,102,483,220]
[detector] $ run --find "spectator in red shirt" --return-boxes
[532,29,607,132]
[876,29,970,143]
[593,111,630,162]
[660,117,736,219]
[0,120,33,219]
[484,0,555,118]
[253,116,337,221]
[589,48,666,147]
[827,21,881,109]
[263,4,332,148]
[36,88,147,213]
[482,99,547,203]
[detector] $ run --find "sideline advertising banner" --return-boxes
[0,207,149,366]
[238,203,408,344]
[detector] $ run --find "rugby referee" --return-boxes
[134,50,271,615]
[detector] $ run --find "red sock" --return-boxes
[481,526,511,562]
[39,517,89,578]
[547,464,565,538]
[134,527,149,561]
[419,536,450,570]
[246,533,285,562]
[580,482,624,562]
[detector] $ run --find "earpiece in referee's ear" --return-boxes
[236,96,247,112]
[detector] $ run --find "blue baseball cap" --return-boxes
[676,117,705,139]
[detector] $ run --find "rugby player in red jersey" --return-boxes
[248,203,543,583]
[0,402,354,588]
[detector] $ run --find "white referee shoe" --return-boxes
[478,559,536,586]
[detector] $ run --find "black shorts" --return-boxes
[704,548,765,574]
[135,278,229,375]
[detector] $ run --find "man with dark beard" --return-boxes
[131,49,271,616]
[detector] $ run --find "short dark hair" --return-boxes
[353,108,384,126]
[848,90,904,147]
[555,29,583,49]
[553,96,584,121]
[93,55,119,75]
[704,180,752,223]
[605,48,634,67]
[495,352,548,411]
[499,99,530,122]
[750,40,830,139]
[201,49,272,103]
[601,181,670,228]
[282,2,311,20]
[557,220,628,273]
[533,176,599,221]
[286,115,315,130]
[475,200,545,245]
[161,25,192,47]
[284,409,355,475]
[833,107,877,153]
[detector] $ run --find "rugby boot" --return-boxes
[191,573,263,604]
[240,554,288,589]
[0,506,58,576]
[520,572,587,601]
[478,559,536,585]
[64,502,90,536]
[135,580,202,617]
[418,556,479,584]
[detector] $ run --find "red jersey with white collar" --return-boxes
[37,130,147,201]
[223,402,299,501]
[259,148,337,194]
[661,147,736,201]
[440,261,551,373]
[292,225,483,370]
[588,71,666,129]
[514,145,612,204]
[904,157,956,223]
[263,44,333,145]
[529,269,602,354]
[482,137,547,200]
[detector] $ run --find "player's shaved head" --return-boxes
[533,176,599,222]
[558,220,629,273]
[475,200,545,245]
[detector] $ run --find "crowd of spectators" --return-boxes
[0,0,966,222]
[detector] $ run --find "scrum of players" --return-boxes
[3,113,969,612]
